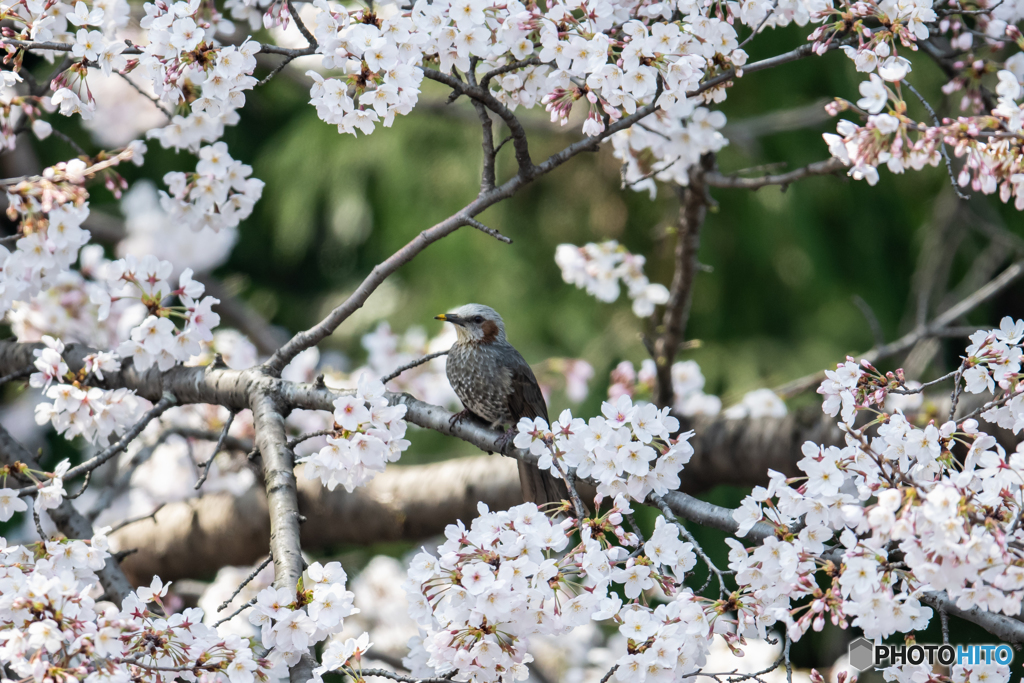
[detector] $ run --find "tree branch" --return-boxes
[14,393,177,497]
[704,157,846,190]
[653,155,714,408]
[422,68,534,177]
[112,455,524,582]
[775,258,1024,398]
[249,385,314,683]
[261,42,827,376]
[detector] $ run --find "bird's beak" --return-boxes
[435,313,462,325]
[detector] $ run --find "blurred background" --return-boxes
[5,16,1024,682]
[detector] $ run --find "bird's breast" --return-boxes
[446,343,513,426]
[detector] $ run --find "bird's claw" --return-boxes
[495,429,514,453]
[449,409,473,430]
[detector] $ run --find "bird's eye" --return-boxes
[473,316,484,324]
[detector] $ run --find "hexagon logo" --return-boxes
[848,638,875,671]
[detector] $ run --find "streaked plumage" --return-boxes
[436,304,569,507]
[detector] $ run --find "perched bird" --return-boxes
[435,303,569,507]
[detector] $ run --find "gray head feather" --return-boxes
[439,303,508,344]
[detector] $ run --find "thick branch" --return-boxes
[653,156,713,408]
[0,425,133,603]
[112,455,524,582]
[0,340,841,493]
[422,68,534,176]
[249,386,313,683]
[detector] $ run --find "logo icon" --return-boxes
[849,637,874,671]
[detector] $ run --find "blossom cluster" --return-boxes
[823,68,1024,206]
[723,319,1024,668]
[140,7,259,151]
[555,240,670,317]
[0,531,273,683]
[100,255,221,371]
[403,498,710,683]
[159,142,265,233]
[117,180,240,276]
[612,106,728,196]
[515,394,692,502]
[299,0,748,142]
[300,375,411,491]
[31,335,142,446]
[9,245,121,348]
[248,561,361,675]
[1,189,92,320]
[2,0,1023,218]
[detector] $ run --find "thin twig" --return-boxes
[195,411,236,490]
[852,295,885,347]
[776,258,1024,397]
[902,78,969,201]
[108,503,166,534]
[949,358,968,420]
[0,366,33,387]
[621,155,681,189]
[354,668,458,683]
[480,57,543,87]
[887,367,961,394]
[954,386,1019,424]
[937,0,1004,16]
[493,134,513,155]
[736,0,780,50]
[212,596,258,627]
[50,127,89,156]
[463,217,512,243]
[65,470,92,500]
[16,393,177,497]
[218,554,274,611]
[553,458,587,520]
[112,547,138,562]
[258,54,300,87]
[32,504,47,540]
[287,0,318,48]
[650,494,730,598]
[117,72,172,118]
[783,633,793,683]
[381,350,449,384]
[705,157,846,190]
[286,429,337,450]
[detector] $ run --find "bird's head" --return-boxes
[435,303,507,345]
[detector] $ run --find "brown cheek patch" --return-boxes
[481,320,500,343]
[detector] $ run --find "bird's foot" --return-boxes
[495,429,515,453]
[449,409,474,430]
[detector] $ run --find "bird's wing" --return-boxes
[505,352,548,423]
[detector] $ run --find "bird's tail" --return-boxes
[517,460,575,511]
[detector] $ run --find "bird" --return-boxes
[435,303,570,507]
